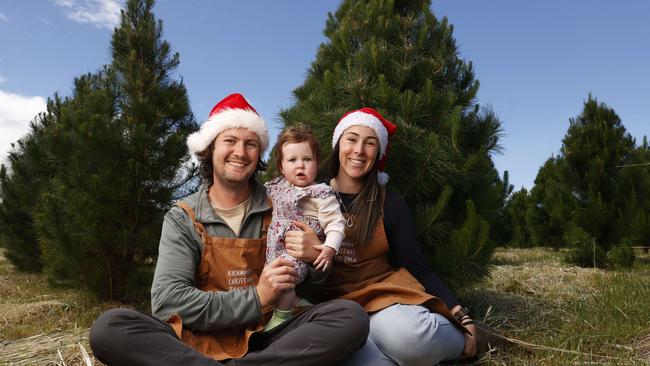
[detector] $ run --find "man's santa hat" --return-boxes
[332,107,397,185]
[187,93,269,154]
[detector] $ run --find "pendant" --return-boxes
[346,216,354,228]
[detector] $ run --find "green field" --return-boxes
[1,248,648,365]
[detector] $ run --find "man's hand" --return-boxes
[285,221,323,263]
[256,258,298,308]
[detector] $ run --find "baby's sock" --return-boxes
[296,298,313,307]
[263,308,293,332]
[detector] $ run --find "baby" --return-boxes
[263,125,346,331]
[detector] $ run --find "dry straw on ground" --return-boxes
[0,328,97,366]
[1,248,648,365]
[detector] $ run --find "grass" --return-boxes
[0,249,123,365]
[459,247,650,365]
[1,247,648,365]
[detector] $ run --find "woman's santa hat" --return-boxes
[332,107,397,185]
[187,93,269,154]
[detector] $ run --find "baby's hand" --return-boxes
[313,246,336,271]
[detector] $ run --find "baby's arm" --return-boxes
[313,245,336,271]
[313,193,346,271]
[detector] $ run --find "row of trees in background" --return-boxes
[0,0,196,300]
[496,95,649,268]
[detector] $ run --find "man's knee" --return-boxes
[329,299,368,330]
[327,300,370,344]
[90,308,140,350]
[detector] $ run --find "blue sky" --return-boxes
[1,1,648,190]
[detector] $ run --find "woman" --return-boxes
[285,108,476,365]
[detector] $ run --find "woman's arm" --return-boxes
[383,191,459,309]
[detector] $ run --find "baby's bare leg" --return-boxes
[276,289,297,311]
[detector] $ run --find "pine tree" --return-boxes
[561,95,635,249]
[0,99,65,272]
[526,156,573,250]
[0,135,42,272]
[279,0,503,287]
[526,95,646,267]
[490,171,517,246]
[34,0,196,300]
[614,136,650,246]
[504,187,531,247]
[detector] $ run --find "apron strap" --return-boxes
[177,199,272,238]
[176,201,208,236]
[261,210,272,239]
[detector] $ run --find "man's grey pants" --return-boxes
[89,299,368,366]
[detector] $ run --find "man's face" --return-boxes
[212,128,261,187]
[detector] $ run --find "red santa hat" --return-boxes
[187,93,269,154]
[332,107,397,185]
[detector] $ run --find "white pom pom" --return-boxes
[377,172,389,185]
[186,131,203,154]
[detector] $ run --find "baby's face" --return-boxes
[280,141,318,187]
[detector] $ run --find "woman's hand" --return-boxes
[285,220,323,263]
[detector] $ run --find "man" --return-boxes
[89,93,369,366]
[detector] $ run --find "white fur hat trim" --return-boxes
[331,111,388,158]
[186,108,269,154]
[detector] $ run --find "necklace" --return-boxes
[335,190,354,228]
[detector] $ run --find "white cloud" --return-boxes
[0,11,9,22]
[0,90,47,163]
[54,0,123,30]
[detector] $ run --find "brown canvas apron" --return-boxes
[316,218,457,324]
[166,201,273,361]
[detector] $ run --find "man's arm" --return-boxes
[150,206,262,331]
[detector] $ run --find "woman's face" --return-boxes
[337,125,380,182]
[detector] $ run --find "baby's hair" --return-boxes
[274,124,321,173]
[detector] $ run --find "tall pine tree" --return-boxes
[280,0,503,287]
[34,0,196,300]
[526,95,647,267]
[561,95,635,249]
